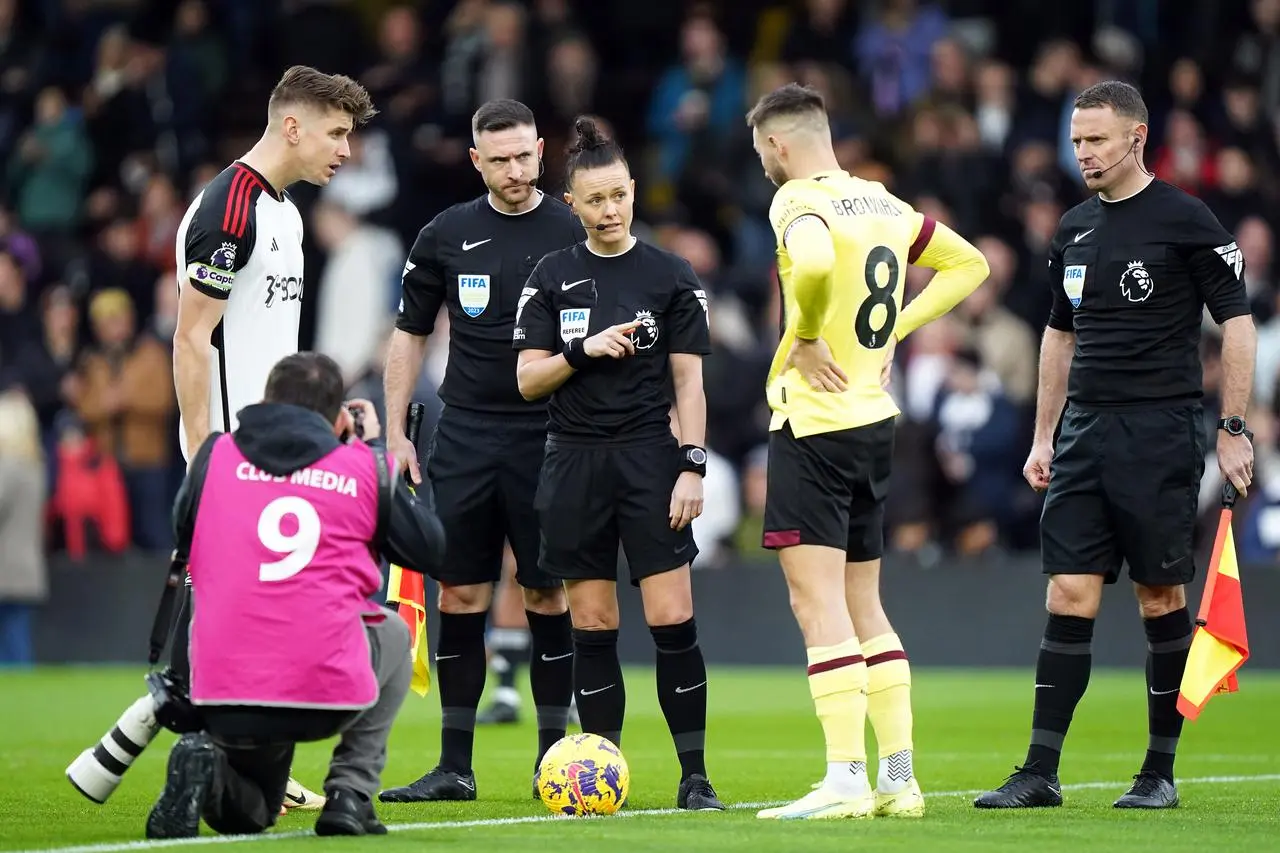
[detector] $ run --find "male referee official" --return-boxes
[379,99,581,803]
[975,81,1256,811]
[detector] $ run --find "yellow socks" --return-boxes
[806,638,870,771]
[863,632,914,792]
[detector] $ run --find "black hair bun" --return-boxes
[571,116,606,151]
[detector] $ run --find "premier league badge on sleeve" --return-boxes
[211,242,237,271]
[1063,265,1086,308]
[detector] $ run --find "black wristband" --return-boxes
[563,336,594,371]
[678,444,708,477]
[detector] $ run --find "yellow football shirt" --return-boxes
[767,171,927,438]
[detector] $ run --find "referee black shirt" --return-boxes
[1047,179,1250,410]
[512,238,712,443]
[395,191,580,416]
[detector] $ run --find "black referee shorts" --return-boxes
[535,438,698,586]
[762,417,895,562]
[424,407,558,590]
[1041,405,1206,586]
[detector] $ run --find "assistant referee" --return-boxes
[975,81,1257,811]
[513,117,724,812]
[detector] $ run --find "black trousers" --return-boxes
[187,613,412,835]
[198,707,354,835]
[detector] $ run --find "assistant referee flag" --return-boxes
[387,563,431,696]
[1177,483,1249,721]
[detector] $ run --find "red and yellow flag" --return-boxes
[387,564,431,696]
[1177,503,1249,721]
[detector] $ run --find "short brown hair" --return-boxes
[746,82,826,129]
[472,99,536,137]
[1074,80,1148,125]
[269,65,377,126]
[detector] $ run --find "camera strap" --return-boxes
[146,432,216,666]
[148,551,187,666]
[372,447,393,553]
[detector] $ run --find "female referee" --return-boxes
[511,117,723,812]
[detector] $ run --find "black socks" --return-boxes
[435,612,488,773]
[1025,614,1094,776]
[651,619,708,780]
[526,610,574,767]
[572,628,626,748]
[1141,607,1193,780]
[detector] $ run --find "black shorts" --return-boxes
[536,438,697,586]
[762,418,895,561]
[425,407,557,590]
[1041,405,1205,586]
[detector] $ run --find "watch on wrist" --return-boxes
[679,444,708,477]
[1218,415,1247,436]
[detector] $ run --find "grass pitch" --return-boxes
[1,666,1276,853]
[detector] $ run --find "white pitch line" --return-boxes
[14,774,1280,853]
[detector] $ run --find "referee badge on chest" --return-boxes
[458,274,490,317]
[560,308,591,342]
[1062,265,1086,308]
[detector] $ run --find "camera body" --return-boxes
[146,669,204,734]
[349,404,365,441]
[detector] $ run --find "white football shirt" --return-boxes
[175,160,306,460]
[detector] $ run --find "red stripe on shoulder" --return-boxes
[221,168,247,233]
[907,216,937,264]
[229,168,264,239]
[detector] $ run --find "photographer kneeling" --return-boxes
[146,352,445,839]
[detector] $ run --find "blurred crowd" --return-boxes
[5,0,1280,661]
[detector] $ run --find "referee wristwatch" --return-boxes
[679,444,708,477]
[1218,415,1248,436]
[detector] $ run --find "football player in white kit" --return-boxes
[65,65,377,819]
[175,65,375,457]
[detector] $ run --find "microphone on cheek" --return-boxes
[1087,138,1139,180]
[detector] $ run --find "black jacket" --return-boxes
[173,403,445,575]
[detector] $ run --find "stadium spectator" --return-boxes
[0,388,46,666]
[647,12,747,194]
[958,236,1037,406]
[0,205,42,284]
[6,85,93,244]
[853,0,949,117]
[75,288,174,551]
[311,200,403,387]
[23,283,81,484]
[0,248,37,387]
[930,347,1023,553]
